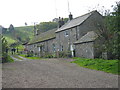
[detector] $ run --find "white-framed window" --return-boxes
[60,45,63,51]
[64,30,69,37]
[38,46,40,51]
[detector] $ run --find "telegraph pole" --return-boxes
[34,22,36,36]
[67,0,70,14]
[54,0,58,18]
[32,22,38,36]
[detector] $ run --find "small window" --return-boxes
[42,45,45,51]
[52,44,56,52]
[34,44,37,47]
[65,30,69,37]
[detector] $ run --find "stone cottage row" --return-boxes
[26,10,104,59]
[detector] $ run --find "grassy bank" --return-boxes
[12,55,23,60]
[3,55,14,63]
[19,54,42,60]
[72,57,119,75]
[8,55,14,62]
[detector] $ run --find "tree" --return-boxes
[109,2,120,59]
[88,2,120,59]
[63,18,69,23]
[25,22,27,26]
[96,1,120,59]
[1,36,9,63]
[36,21,58,33]
[36,18,69,34]
[0,26,7,34]
[8,24,16,39]
[9,24,14,32]
[16,36,22,42]
[2,27,7,34]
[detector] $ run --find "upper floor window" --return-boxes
[34,44,37,47]
[64,30,69,37]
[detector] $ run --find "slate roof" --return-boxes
[56,10,98,33]
[28,28,56,45]
[74,31,98,44]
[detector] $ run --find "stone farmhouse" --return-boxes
[26,10,104,58]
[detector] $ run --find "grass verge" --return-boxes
[72,57,120,75]
[7,55,14,62]
[12,55,23,60]
[19,54,42,60]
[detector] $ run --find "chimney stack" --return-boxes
[69,12,73,20]
[58,17,64,28]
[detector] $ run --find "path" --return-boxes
[2,56,118,88]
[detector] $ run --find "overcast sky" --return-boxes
[0,0,118,27]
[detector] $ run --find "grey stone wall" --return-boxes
[26,44,34,52]
[27,38,56,57]
[78,11,103,39]
[56,28,76,52]
[75,42,94,59]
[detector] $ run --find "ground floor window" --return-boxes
[60,45,63,51]
[39,45,44,52]
[52,44,56,52]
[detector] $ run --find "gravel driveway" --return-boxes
[2,56,118,88]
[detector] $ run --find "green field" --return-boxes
[7,55,14,63]
[3,26,34,45]
[14,26,34,40]
[72,57,119,75]
[4,36,16,45]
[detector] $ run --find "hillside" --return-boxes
[3,26,34,45]
[2,20,61,47]
[14,26,34,40]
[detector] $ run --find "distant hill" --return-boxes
[2,19,67,46]
[14,26,34,41]
[3,26,34,45]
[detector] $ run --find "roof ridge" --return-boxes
[37,28,57,36]
[29,28,57,44]
[74,31,98,44]
[72,10,97,20]
[56,10,98,32]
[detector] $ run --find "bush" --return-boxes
[52,53,57,58]
[2,53,8,63]
[59,52,66,58]
[26,51,34,57]
[2,55,14,63]
[1,36,12,63]
[59,51,72,58]
[44,53,53,58]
